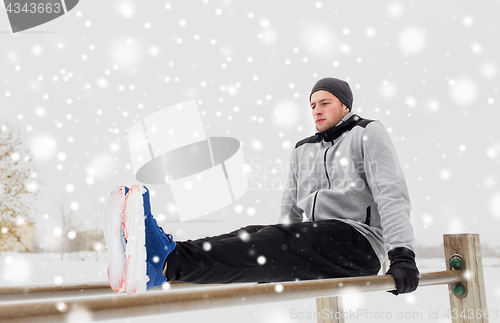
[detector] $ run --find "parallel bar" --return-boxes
[0,282,111,301]
[0,281,207,301]
[0,270,463,323]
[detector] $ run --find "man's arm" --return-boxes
[277,148,304,224]
[362,121,419,294]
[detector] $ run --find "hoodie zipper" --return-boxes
[312,141,334,221]
[324,142,334,189]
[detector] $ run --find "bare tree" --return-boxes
[87,190,105,261]
[54,192,80,260]
[0,121,40,252]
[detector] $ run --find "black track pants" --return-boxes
[165,219,381,284]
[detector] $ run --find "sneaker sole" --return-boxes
[102,185,127,293]
[123,185,148,294]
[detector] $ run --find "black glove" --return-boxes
[385,247,420,295]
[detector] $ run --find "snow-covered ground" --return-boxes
[1,252,499,322]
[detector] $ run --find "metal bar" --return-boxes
[0,282,111,301]
[0,270,463,323]
[0,281,206,301]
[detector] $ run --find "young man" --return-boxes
[103,77,419,295]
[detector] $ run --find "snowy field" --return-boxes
[1,252,499,323]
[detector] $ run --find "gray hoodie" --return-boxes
[278,111,416,265]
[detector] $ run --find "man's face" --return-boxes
[310,90,350,132]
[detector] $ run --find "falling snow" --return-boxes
[1,1,500,321]
[202,242,211,251]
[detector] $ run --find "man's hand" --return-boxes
[385,247,419,295]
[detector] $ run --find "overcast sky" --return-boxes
[1,0,499,249]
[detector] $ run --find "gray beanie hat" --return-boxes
[309,77,353,111]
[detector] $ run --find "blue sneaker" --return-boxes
[123,185,176,293]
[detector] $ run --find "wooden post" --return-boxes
[316,296,344,323]
[443,234,489,323]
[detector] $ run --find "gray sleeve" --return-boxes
[362,121,416,253]
[277,148,304,224]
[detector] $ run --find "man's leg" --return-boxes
[165,219,380,284]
